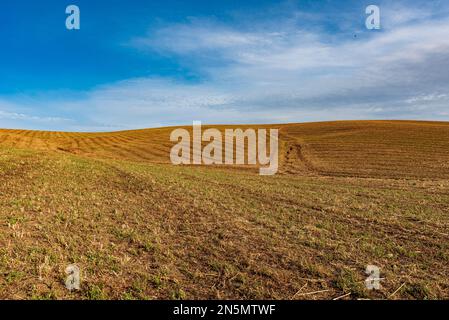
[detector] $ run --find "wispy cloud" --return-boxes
[0,110,70,122]
[1,1,449,131]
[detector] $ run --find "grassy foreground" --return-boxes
[0,121,448,299]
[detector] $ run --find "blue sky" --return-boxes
[1,0,449,131]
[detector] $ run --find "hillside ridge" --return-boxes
[1,120,449,178]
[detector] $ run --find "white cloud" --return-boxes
[406,93,449,104]
[0,110,70,122]
[2,2,449,131]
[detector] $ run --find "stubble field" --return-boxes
[0,120,448,299]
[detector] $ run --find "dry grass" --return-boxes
[0,120,448,299]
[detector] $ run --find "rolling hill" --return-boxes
[2,120,449,178]
[0,120,448,299]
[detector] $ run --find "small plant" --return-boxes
[86,285,107,300]
[171,288,186,300]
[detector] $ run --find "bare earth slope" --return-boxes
[0,121,448,299]
[2,120,449,178]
